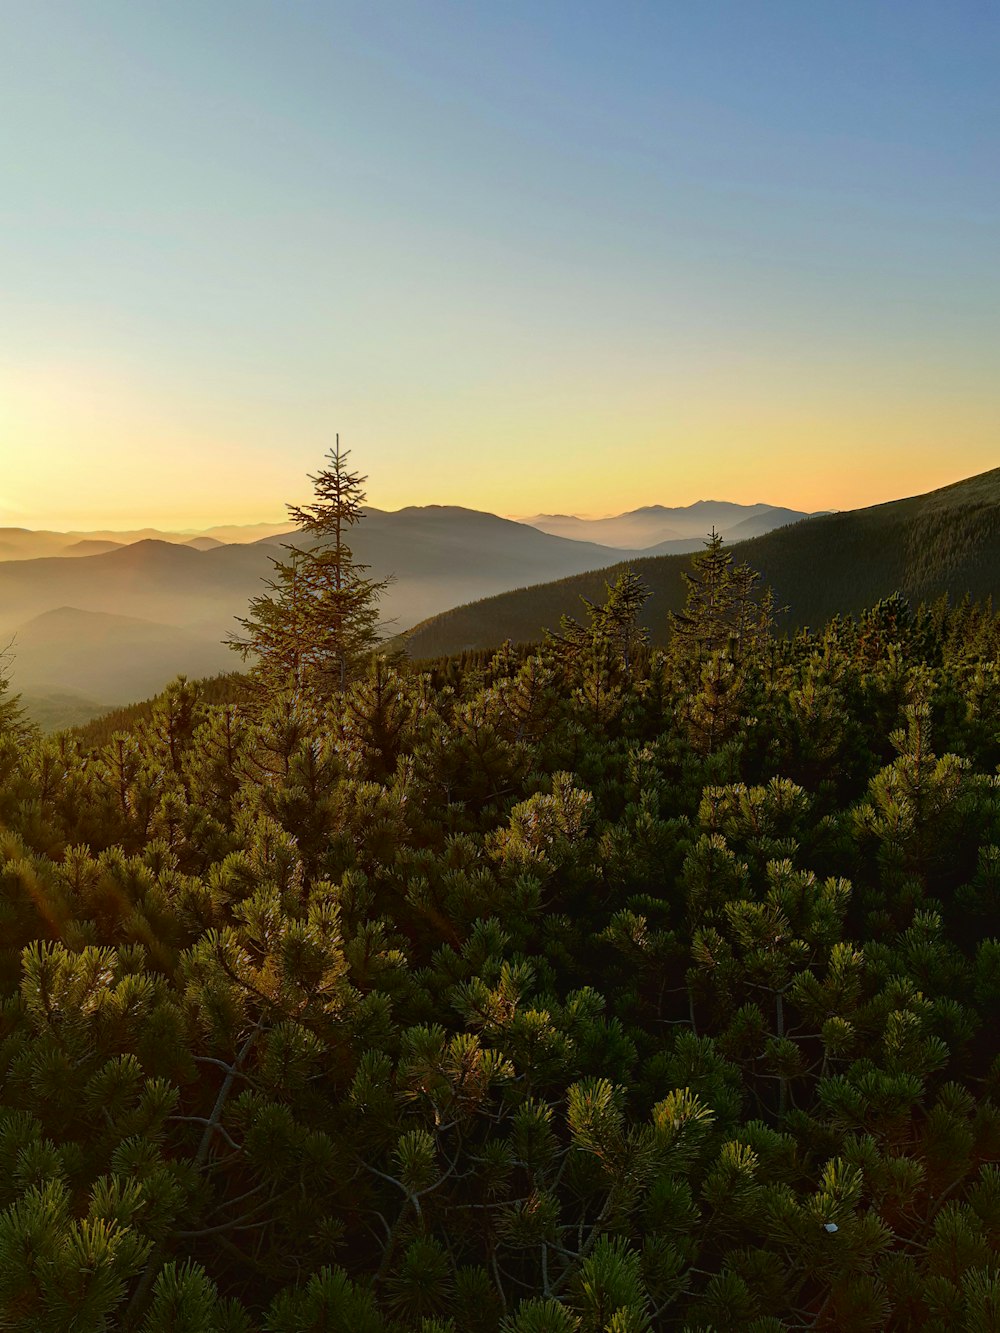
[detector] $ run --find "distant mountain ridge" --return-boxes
[61,539,125,557]
[401,468,1000,659]
[519,500,824,548]
[3,506,644,714]
[0,500,820,564]
[0,522,293,562]
[0,491,886,720]
[0,510,635,641]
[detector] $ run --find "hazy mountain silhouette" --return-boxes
[628,537,709,558]
[722,506,832,540]
[2,497,860,717]
[520,501,820,549]
[0,512,632,636]
[61,539,126,557]
[401,470,1000,658]
[519,512,682,545]
[198,522,292,544]
[0,522,294,562]
[3,507,640,711]
[634,508,833,556]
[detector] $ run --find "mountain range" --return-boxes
[2,500,814,723]
[400,468,1000,659]
[0,522,292,562]
[10,480,985,727]
[1,507,639,719]
[0,509,633,642]
[519,501,825,549]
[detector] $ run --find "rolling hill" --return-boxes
[631,537,715,558]
[401,468,1000,658]
[0,541,250,639]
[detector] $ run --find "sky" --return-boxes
[1,0,997,530]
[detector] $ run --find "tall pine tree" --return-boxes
[228,439,391,696]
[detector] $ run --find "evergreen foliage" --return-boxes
[228,441,391,696]
[1,542,1000,1328]
[0,639,32,742]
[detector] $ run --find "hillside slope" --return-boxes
[401,468,1000,657]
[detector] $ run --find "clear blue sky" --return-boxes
[2,1,997,526]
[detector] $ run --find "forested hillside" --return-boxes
[1,533,999,1329]
[401,468,1000,658]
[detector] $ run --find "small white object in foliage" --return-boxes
[823,1222,839,1233]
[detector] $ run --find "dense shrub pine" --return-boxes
[0,543,999,1329]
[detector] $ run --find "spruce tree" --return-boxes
[0,641,29,739]
[668,528,734,665]
[669,529,777,671]
[228,439,391,696]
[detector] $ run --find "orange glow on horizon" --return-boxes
[1,351,995,532]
